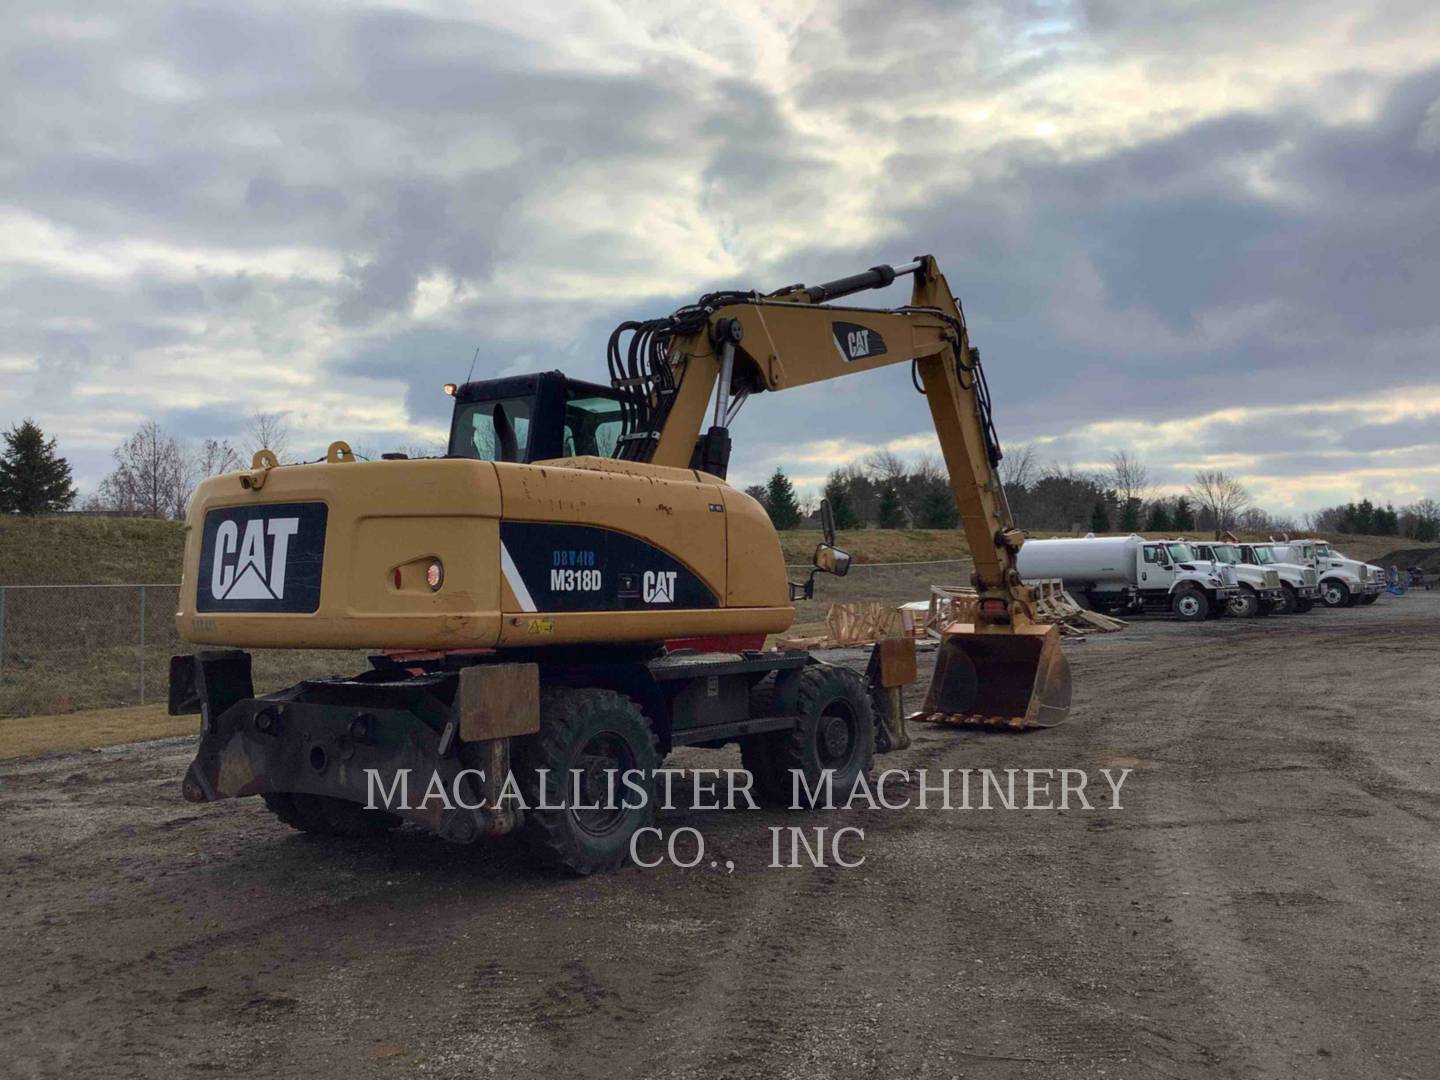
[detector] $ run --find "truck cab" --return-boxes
[1237,543,1320,613]
[1186,541,1284,617]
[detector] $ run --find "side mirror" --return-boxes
[820,498,837,547]
[813,543,851,578]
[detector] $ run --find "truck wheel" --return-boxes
[1295,597,1314,613]
[1321,580,1350,608]
[515,687,658,875]
[1172,585,1209,622]
[262,792,400,837]
[742,665,874,806]
[1275,583,1298,614]
[1228,586,1261,618]
[1359,593,1378,605]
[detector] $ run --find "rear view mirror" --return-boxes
[820,498,837,546]
[814,543,851,577]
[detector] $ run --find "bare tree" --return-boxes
[247,411,291,462]
[194,438,242,478]
[1109,450,1151,505]
[1188,470,1250,532]
[998,443,1039,491]
[863,449,907,486]
[95,421,191,519]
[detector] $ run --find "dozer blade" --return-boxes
[917,622,1072,729]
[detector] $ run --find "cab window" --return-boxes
[562,395,624,457]
[449,397,533,462]
[1143,544,1169,565]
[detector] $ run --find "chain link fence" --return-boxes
[0,560,973,719]
[0,585,181,718]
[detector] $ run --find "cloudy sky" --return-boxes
[2,0,1438,517]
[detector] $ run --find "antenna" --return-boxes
[464,346,479,387]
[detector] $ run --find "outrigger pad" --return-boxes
[921,623,1071,729]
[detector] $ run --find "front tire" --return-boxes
[1321,580,1351,608]
[742,665,874,807]
[1360,593,1379,605]
[1228,586,1261,618]
[516,687,658,875]
[1172,585,1210,622]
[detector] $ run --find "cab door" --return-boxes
[1139,543,1176,590]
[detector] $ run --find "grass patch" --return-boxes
[0,515,185,585]
[0,703,197,761]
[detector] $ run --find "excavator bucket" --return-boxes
[919,622,1072,729]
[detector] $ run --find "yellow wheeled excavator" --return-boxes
[171,254,1071,873]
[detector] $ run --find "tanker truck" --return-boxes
[1017,536,1239,621]
[1184,540,1285,617]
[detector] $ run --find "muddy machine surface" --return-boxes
[172,256,1072,872]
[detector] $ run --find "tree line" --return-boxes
[5,416,1440,544]
[1310,498,1440,541]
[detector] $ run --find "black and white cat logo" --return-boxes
[197,502,327,613]
[212,518,298,601]
[642,570,677,604]
[832,320,887,363]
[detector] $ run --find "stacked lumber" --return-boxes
[923,580,1126,639]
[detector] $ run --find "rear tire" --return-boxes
[743,664,874,807]
[1321,580,1350,608]
[1172,585,1209,622]
[515,687,658,875]
[262,792,400,837]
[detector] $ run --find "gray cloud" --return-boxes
[1,0,1437,517]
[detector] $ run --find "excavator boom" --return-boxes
[611,255,1072,729]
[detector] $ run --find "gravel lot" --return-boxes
[2,591,1438,1079]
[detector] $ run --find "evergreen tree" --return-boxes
[1088,500,1111,533]
[763,468,802,530]
[1144,500,1172,533]
[917,484,959,529]
[0,419,77,514]
[877,485,905,529]
[1172,496,1196,531]
[1119,496,1142,532]
[822,470,860,530]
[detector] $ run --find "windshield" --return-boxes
[562,395,623,457]
[1250,546,1276,564]
[1209,544,1240,564]
[450,397,533,461]
[1166,543,1195,562]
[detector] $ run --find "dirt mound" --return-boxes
[1376,546,1440,573]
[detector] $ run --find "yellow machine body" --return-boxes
[176,455,793,651]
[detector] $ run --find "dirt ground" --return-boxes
[2,592,1438,1079]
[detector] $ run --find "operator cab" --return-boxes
[447,371,623,464]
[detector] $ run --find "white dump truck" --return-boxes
[1272,539,1384,607]
[1235,542,1321,613]
[1018,535,1239,621]
[1184,540,1285,617]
